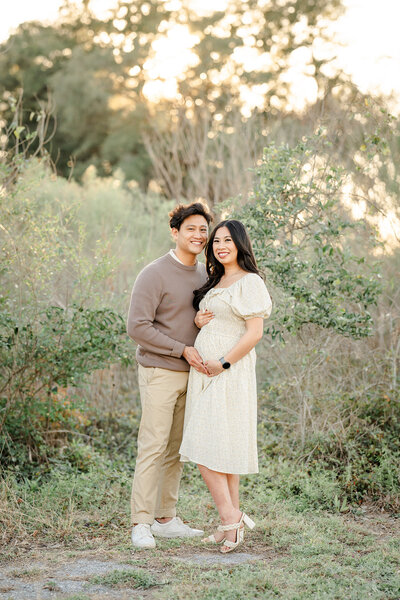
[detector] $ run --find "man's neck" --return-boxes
[173,247,197,266]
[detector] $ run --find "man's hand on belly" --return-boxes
[182,346,209,374]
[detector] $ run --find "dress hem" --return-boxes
[180,454,259,475]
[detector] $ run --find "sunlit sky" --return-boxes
[2,0,400,107]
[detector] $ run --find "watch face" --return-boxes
[222,361,231,369]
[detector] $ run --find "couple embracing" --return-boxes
[127,202,272,553]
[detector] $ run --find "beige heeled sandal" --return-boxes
[201,525,226,544]
[219,513,255,554]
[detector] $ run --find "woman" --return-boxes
[179,219,272,553]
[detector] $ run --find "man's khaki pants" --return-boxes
[131,365,189,525]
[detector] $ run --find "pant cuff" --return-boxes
[131,514,154,526]
[154,507,177,518]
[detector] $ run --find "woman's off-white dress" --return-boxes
[179,273,272,474]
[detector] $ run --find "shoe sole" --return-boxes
[151,531,204,538]
[131,542,156,548]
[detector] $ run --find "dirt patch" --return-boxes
[0,558,159,599]
[0,548,269,600]
[343,504,400,539]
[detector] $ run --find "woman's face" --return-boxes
[212,226,238,268]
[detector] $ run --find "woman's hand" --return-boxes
[195,308,214,329]
[204,359,223,377]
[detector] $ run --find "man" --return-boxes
[127,201,213,549]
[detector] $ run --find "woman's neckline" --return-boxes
[213,272,253,290]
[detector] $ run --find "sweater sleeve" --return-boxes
[126,267,186,358]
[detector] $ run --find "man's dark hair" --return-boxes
[169,202,213,230]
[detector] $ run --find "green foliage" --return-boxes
[306,394,400,505]
[1,158,120,314]
[50,47,116,179]
[231,134,381,338]
[0,305,131,472]
[1,306,130,387]
[0,125,145,473]
[259,387,400,510]
[0,0,346,181]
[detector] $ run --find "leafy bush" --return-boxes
[231,134,381,339]
[0,305,131,473]
[0,113,138,474]
[259,390,400,509]
[0,153,172,474]
[313,393,400,506]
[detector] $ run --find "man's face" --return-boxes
[172,215,209,256]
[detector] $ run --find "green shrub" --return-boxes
[0,305,131,474]
[259,390,400,509]
[230,134,381,339]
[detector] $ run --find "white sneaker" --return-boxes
[131,524,156,548]
[150,517,204,538]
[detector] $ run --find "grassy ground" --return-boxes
[1,461,400,599]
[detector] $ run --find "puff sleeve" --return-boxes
[231,273,272,320]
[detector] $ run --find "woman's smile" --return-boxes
[213,226,238,265]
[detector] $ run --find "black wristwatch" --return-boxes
[219,356,231,369]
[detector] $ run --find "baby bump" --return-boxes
[195,326,242,360]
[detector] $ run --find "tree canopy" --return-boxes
[0,0,345,182]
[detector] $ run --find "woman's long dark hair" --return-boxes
[193,219,261,310]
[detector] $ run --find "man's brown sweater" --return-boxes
[127,252,207,371]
